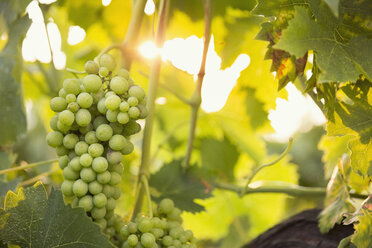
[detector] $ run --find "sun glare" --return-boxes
[145,0,155,16]
[67,26,86,45]
[102,0,112,7]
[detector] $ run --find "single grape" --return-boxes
[97,171,111,184]
[110,122,124,134]
[99,54,116,71]
[85,131,99,144]
[127,234,138,246]
[110,76,129,94]
[83,74,102,93]
[97,98,107,114]
[95,218,107,230]
[69,157,82,171]
[123,121,141,136]
[65,94,76,103]
[57,121,70,133]
[61,180,74,196]
[159,199,174,214]
[93,193,107,208]
[167,208,182,221]
[49,115,59,131]
[80,123,93,135]
[77,92,93,109]
[112,186,121,200]
[63,133,79,149]
[80,153,93,167]
[138,104,148,119]
[151,228,164,239]
[91,207,107,219]
[80,167,96,183]
[138,219,153,233]
[50,97,67,112]
[88,143,104,157]
[59,110,75,126]
[92,157,108,173]
[107,150,123,164]
[128,107,140,119]
[105,91,116,98]
[141,233,155,248]
[72,179,89,197]
[68,150,78,160]
[85,60,99,74]
[79,195,94,212]
[63,78,81,95]
[127,96,139,107]
[75,109,92,127]
[117,112,130,124]
[58,88,67,98]
[99,67,109,77]
[105,95,121,110]
[109,172,121,185]
[96,124,113,141]
[106,109,119,122]
[93,115,108,129]
[109,163,124,175]
[102,184,114,198]
[121,139,134,155]
[46,131,64,147]
[89,180,103,195]
[109,134,126,151]
[120,101,130,112]
[106,197,116,211]
[117,68,130,80]
[68,102,80,113]
[75,141,89,155]
[162,236,173,246]
[129,85,146,100]
[58,155,69,169]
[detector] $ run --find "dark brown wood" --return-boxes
[244,209,354,248]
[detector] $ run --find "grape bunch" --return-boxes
[120,198,198,248]
[46,54,148,231]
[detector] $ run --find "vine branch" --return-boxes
[141,175,153,217]
[0,159,58,175]
[183,0,213,170]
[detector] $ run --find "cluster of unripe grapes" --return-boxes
[120,199,197,248]
[46,53,148,232]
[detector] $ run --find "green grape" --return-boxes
[46,131,64,147]
[68,150,78,160]
[107,150,123,164]
[97,171,111,184]
[69,157,82,171]
[123,121,141,136]
[102,184,114,198]
[127,234,138,247]
[105,95,121,110]
[63,133,79,149]
[184,230,193,241]
[79,123,93,134]
[96,124,113,141]
[92,157,108,173]
[58,88,67,98]
[91,90,104,104]
[80,167,96,183]
[110,122,124,134]
[89,104,100,117]
[167,208,182,221]
[106,197,116,211]
[121,139,134,155]
[105,91,116,98]
[63,78,81,95]
[50,97,67,112]
[75,141,89,155]
[85,60,99,74]
[159,198,174,214]
[83,74,102,93]
[105,210,115,220]
[58,155,69,169]
[96,218,107,229]
[73,179,89,197]
[127,222,138,234]
[162,236,173,246]
[65,94,76,103]
[97,98,108,114]
[172,240,181,247]
[127,96,139,107]
[93,192,107,208]
[88,143,104,157]
[109,134,126,151]
[68,102,80,113]
[128,77,135,85]
[110,76,129,94]
[169,227,182,239]
[117,112,130,124]
[141,233,155,248]
[61,180,74,196]
[112,186,122,200]
[77,92,93,109]
[138,104,148,119]
[100,54,116,71]
[99,67,109,77]
[109,172,121,185]
[109,163,124,175]
[129,85,146,100]
[151,228,164,239]
[79,195,94,212]
[72,197,79,208]
[120,101,130,112]
[75,109,92,127]
[128,107,140,119]
[89,181,103,195]
[106,109,119,122]
[91,207,107,219]
[138,219,153,233]
[80,153,93,167]
[93,116,108,129]
[85,131,99,144]
[117,68,130,80]
[49,115,59,131]
[57,120,70,133]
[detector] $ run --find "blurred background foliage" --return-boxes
[0,0,336,247]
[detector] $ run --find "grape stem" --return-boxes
[94,44,124,62]
[132,0,169,220]
[241,137,293,196]
[141,175,153,218]
[66,68,86,77]
[183,0,213,170]
[0,159,58,175]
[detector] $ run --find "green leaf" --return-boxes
[220,216,250,248]
[252,0,307,17]
[275,7,372,82]
[0,151,17,180]
[0,15,30,146]
[0,185,114,248]
[0,179,19,199]
[351,210,372,247]
[348,138,372,176]
[63,0,103,30]
[200,136,239,182]
[149,160,211,212]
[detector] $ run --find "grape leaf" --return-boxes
[220,216,250,248]
[149,160,211,212]
[200,136,239,182]
[0,179,20,200]
[0,14,30,146]
[351,210,372,248]
[274,7,372,82]
[348,138,372,176]
[0,184,114,248]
